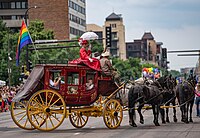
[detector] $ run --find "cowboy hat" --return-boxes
[101,51,110,57]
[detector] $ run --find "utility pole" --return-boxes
[8,33,11,89]
[24,6,39,71]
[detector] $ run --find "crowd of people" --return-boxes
[0,85,21,112]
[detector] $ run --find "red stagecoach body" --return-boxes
[13,63,118,106]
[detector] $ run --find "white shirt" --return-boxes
[86,83,94,90]
[50,80,54,86]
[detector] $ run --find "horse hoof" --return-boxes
[130,123,137,127]
[181,118,185,123]
[162,120,166,124]
[140,120,144,124]
[189,119,193,123]
[155,122,160,126]
[174,118,178,122]
[185,120,189,124]
[166,119,170,123]
[154,120,160,126]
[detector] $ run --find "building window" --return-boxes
[11,15,16,20]
[11,2,15,9]
[69,13,86,27]
[111,24,116,28]
[1,2,9,9]
[69,0,86,15]
[80,0,85,3]
[70,27,84,36]
[22,2,26,9]
[16,2,21,9]
[112,32,117,39]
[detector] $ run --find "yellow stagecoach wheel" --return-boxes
[10,101,35,130]
[103,99,123,129]
[27,89,66,131]
[69,107,89,128]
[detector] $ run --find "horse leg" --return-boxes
[160,107,166,124]
[129,107,137,127]
[180,104,186,122]
[189,101,194,123]
[172,99,178,122]
[184,103,189,124]
[156,105,161,126]
[166,102,170,123]
[152,105,160,126]
[137,104,144,124]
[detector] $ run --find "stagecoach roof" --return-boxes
[12,65,44,102]
[35,63,95,68]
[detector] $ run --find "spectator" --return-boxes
[195,81,200,117]
[86,78,94,90]
[49,73,61,88]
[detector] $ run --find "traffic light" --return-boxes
[105,26,112,47]
[28,60,33,71]
[162,48,167,58]
[21,65,26,74]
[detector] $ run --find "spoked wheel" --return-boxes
[103,99,123,129]
[69,107,89,128]
[27,90,66,131]
[10,101,35,130]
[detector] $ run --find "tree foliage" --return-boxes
[28,20,54,41]
[0,20,56,85]
[112,57,142,80]
[168,70,181,77]
[0,19,20,85]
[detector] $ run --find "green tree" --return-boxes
[0,20,8,48]
[112,57,142,80]
[0,19,21,85]
[0,20,56,86]
[28,20,54,41]
[168,70,181,77]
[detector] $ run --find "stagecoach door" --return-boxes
[46,69,66,97]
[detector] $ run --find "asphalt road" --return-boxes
[0,107,200,138]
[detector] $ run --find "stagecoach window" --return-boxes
[67,72,79,85]
[49,71,65,89]
[86,73,95,90]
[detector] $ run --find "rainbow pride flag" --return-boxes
[16,20,33,66]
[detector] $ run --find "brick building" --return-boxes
[0,0,86,40]
[126,32,167,68]
[29,0,69,40]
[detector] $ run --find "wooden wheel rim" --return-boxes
[27,89,66,131]
[103,99,123,129]
[69,107,89,128]
[10,101,35,130]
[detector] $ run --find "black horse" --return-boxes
[175,75,197,123]
[157,75,178,123]
[128,82,163,127]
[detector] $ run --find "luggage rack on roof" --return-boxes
[36,59,68,64]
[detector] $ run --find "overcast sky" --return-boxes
[86,0,200,71]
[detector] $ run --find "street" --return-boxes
[0,106,200,138]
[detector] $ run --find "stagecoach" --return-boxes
[11,61,126,131]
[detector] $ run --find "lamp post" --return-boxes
[24,6,39,71]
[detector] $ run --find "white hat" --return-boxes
[101,51,110,57]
